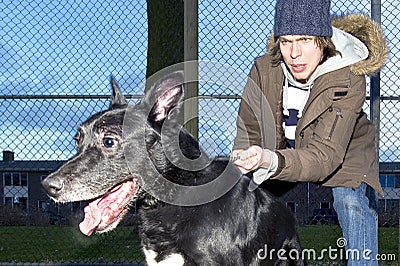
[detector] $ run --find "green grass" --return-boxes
[0,226,143,263]
[0,225,397,263]
[298,225,343,254]
[299,225,398,256]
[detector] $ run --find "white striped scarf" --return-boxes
[282,78,312,148]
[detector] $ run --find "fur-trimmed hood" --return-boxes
[332,14,388,75]
[267,14,388,76]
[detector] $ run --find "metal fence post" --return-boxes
[183,0,199,140]
[370,0,381,157]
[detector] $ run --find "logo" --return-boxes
[123,60,276,206]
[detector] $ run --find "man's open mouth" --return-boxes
[79,179,140,236]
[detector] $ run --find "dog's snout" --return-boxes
[42,176,64,198]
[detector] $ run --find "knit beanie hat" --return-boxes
[274,0,333,38]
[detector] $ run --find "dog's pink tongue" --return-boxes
[78,181,138,236]
[79,198,102,236]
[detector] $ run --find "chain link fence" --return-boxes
[1,0,399,264]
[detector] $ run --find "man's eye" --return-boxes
[103,137,115,148]
[301,37,313,43]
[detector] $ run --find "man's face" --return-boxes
[279,35,323,83]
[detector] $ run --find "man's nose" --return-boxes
[290,42,301,59]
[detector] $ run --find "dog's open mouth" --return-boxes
[79,179,139,236]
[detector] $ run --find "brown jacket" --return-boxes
[233,14,388,195]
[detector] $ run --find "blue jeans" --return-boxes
[332,183,378,266]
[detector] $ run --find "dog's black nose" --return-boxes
[42,176,64,198]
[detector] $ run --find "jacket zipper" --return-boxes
[328,108,342,140]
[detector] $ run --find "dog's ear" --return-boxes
[109,76,127,109]
[147,71,184,122]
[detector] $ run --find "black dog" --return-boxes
[42,72,304,265]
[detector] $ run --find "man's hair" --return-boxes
[269,36,340,66]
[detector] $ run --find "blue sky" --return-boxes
[1,0,148,95]
[1,0,399,161]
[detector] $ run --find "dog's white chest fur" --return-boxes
[143,248,185,266]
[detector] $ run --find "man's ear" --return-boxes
[109,76,127,109]
[145,71,184,123]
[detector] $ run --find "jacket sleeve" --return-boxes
[232,63,264,150]
[272,72,367,182]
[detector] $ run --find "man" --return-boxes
[232,0,388,265]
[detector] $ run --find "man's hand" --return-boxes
[231,146,279,191]
[232,145,274,174]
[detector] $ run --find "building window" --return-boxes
[21,173,28,186]
[379,175,385,187]
[3,172,28,187]
[4,197,13,207]
[38,200,47,210]
[12,173,20,186]
[3,172,29,209]
[14,196,28,210]
[388,174,395,187]
[3,173,11,186]
[379,173,400,188]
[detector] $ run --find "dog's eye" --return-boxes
[74,133,81,148]
[103,137,115,148]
